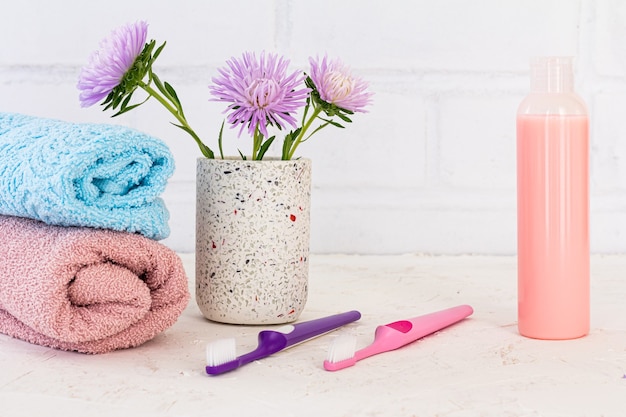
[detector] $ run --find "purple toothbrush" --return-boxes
[205,310,361,375]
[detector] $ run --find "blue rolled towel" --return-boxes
[0,112,174,240]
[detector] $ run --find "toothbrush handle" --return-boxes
[352,304,474,363]
[283,310,361,347]
[403,304,473,340]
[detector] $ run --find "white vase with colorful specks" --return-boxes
[195,157,311,324]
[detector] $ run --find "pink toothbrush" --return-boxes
[324,304,473,371]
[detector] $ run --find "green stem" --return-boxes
[252,124,262,160]
[287,106,323,160]
[139,81,214,158]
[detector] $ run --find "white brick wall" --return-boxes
[1,0,625,254]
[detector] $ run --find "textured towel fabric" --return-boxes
[0,112,174,240]
[0,215,190,354]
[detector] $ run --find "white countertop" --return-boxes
[1,253,625,417]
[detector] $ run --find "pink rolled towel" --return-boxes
[0,215,190,354]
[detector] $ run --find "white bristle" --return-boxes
[206,338,237,367]
[326,334,358,363]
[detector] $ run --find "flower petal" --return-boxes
[308,55,373,113]
[77,21,148,107]
[209,51,310,137]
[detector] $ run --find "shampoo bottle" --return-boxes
[516,56,589,339]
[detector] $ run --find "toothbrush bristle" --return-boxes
[326,334,358,363]
[206,338,237,367]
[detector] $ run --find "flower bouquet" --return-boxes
[77,21,373,160]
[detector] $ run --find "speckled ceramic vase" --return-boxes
[195,157,311,324]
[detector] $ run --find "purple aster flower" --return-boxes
[308,55,373,113]
[209,51,310,138]
[77,21,148,107]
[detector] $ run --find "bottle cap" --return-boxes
[530,57,574,93]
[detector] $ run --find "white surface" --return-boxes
[1,253,625,417]
[4,1,626,254]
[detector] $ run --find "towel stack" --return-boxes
[0,112,190,354]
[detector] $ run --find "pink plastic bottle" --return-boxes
[517,57,589,340]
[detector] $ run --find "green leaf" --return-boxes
[111,101,143,117]
[198,141,215,159]
[110,94,124,110]
[304,76,316,91]
[152,74,175,104]
[238,149,246,160]
[141,40,157,67]
[172,123,215,158]
[119,92,134,111]
[152,73,166,96]
[218,120,225,160]
[304,122,331,140]
[102,91,114,106]
[281,128,300,160]
[281,133,292,160]
[300,99,311,125]
[164,82,183,110]
[257,136,275,160]
[319,117,345,128]
[133,40,156,80]
[150,75,185,118]
[335,112,353,123]
[102,98,114,111]
[144,40,156,56]
[152,41,167,61]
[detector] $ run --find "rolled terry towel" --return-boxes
[0,215,190,354]
[0,112,174,240]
